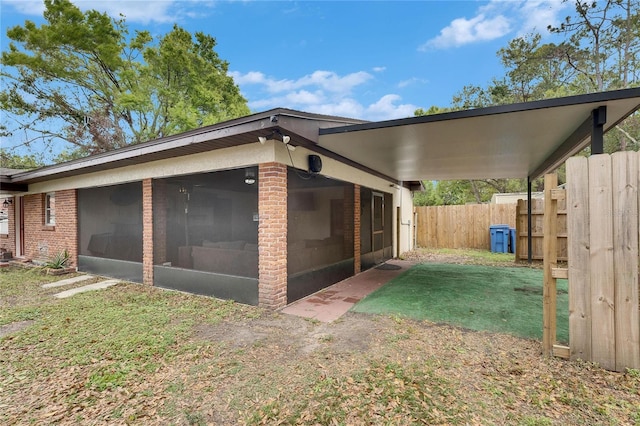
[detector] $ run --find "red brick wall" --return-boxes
[354,185,361,274]
[23,190,78,266]
[0,197,16,255]
[258,162,288,309]
[142,178,154,285]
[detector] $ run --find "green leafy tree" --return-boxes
[1,0,249,159]
[548,0,640,151]
[498,33,576,102]
[412,180,442,206]
[0,149,45,170]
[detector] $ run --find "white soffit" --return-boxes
[318,89,640,181]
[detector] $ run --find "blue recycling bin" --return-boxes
[509,227,516,254]
[490,224,510,253]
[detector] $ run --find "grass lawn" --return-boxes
[352,262,569,344]
[1,264,639,425]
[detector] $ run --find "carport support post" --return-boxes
[591,106,606,155]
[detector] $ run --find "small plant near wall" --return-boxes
[41,249,74,275]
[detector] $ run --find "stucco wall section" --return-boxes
[258,162,288,309]
[23,190,78,266]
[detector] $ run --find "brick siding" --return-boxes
[258,162,288,309]
[23,190,78,266]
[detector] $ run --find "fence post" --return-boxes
[543,173,558,357]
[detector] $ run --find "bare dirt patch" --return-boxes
[0,320,34,338]
[194,311,380,356]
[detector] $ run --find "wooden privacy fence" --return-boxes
[415,204,516,250]
[566,152,639,371]
[515,198,567,262]
[545,153,640,372]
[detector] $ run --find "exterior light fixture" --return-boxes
[244,170,256,185]
[257,130,295,150]
[2,199,12,208]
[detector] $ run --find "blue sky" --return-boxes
[1,0,572,157]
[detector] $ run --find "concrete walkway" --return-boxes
[281,259,413,322]
[42,275,95,289]
[53,279,120,299]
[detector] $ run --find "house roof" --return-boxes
[2,108,367,187]
[1,89,639,193]
[318,88,640,181]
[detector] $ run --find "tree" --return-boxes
[1,0,250,159]
[0,150,44,170]
[549,0,640,151]
[412,180,442,206]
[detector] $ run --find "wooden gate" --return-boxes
[545,153,640,372]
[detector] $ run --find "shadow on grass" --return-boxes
[352,263,568,344]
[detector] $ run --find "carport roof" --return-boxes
[1,89,639,191]
[319,88,640,181]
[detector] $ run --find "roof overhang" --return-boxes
[3,108,366,186]
[318,88,640,181]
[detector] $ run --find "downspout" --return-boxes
[397,181,412,256]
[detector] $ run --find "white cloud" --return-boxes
[421,13,511,50]
[3,0,214,24]
[232,70,373,95]
[365,95,417,121]
[398,77,428,89]
[233,69,417,120]
[372,66,386,73]
[517,0,567,35]
[419,0,568,51]
[2,0,45,15]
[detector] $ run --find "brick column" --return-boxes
[142,178,154,286]
[258,162,288,309]
[354,185,361,274]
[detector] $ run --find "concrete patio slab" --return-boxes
[53,279,120,299]
[281,259,413,322]
[42,274,95,289]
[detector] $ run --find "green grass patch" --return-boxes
[2,278,248,390]
[352,263,568,343]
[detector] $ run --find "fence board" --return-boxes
[612,152,640,370]
[414,204,516,250]
[588,154,616,371]
[514,198,566,261]
[566,156,592,362]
